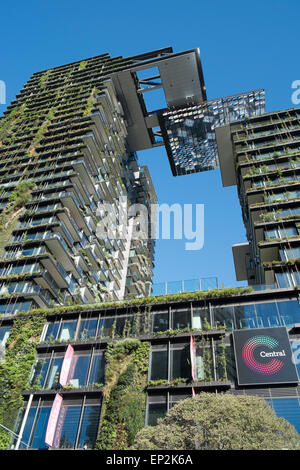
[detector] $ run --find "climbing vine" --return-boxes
[0,315,45,449]
[0,180,35,257]
[95,339,149,450]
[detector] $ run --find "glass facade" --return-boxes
[267,398,300,434]
[40,299,300,343]
[0,326,11,346]
[149,343,191,382]
[18,398,101,449]
[30,351,105,389]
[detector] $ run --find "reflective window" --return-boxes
[31,358,51,388]
[31,407,51,449]
[44,320,77,342]
[0,300,32,315]
[44,322,60,341]
[88,354,105,385]
[234,304,258,329]
[99,317,114,338]
[150,349,168,381]
[148,402,167,426]
[78,318,98,340]
[193,340,214,381]
[277,300,300,326]
[275,271,292,288]
[68,356,90,388]
[213,306,235,330]
[291,340,300,378]
[172,310,191,330]
[152,312,169,333]
[170,345,190,380]
[192,308,210,329]
[58,405,81,449]
[0,326,10,346]
[77,405,102,449]
[18,407,36,449]
[256,302,281,328]
[115,315,134,337]
[19,400,102,449]
[270,398,300,434]
[59,321,77,341]
[45,357,63,389]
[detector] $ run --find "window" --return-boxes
[58,405,81,448]
[255,302,281,328]
[152,312,169,333]
[280,247,300,261]
[0,300,33,315]
[18,398,102,449]
[60,321,77,341]
[150,346,168,381]
[31,350,105,390]
[44,320,77,342]
[192,339,214,381]
[98,317,114,338]
[77,405,102,449]
[170,344,190,380]
[171,309,191,330]
[268,398,300,434]
[44,322,60,341]
[291,340,300,378]
[146,393,191,426]
[31,358,51,388]
[115,315,134,337]
[213,306,235,330]
[0,326,11,346]
[277,300,300,326]
[68,355,90,388]
[275,271,292,288]
[78,317,98,340]
[234,304,258,329]
[147,396,167,426]
[88,353,105,385]
[45,357,64,389]
[192,308,210,329]
[150,343,191,382]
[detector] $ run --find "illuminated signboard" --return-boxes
[232,327,299,386]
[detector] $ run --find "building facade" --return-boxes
[1,46,300,450]
[0,286,299,449]
[216,108,300,288]
[0,52,159,316]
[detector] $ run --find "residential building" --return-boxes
[216,108,300,288]
[1,284,299,449]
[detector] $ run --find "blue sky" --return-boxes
[0,0,299,288]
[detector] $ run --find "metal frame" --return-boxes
[159,89,265,176]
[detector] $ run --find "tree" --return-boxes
[132,393,300,450]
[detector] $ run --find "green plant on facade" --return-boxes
[0,315,45,449]
[0,286,254,320]
[147,378,189,387]
[95,339,150,450]
[0,180,35,257]
[216,337,227,381]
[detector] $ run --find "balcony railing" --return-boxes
[150,277,219,296]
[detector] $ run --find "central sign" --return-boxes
[232,327,299,386]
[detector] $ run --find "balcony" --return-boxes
[150,277,219,296]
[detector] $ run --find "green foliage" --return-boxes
[132,393,300,450]
[0,180,34,257]
[78,60,87,71]
[0,315,45,448]
[83,87,98,116]
[147,378,189,387]
[95,339,149,450]
[25,287,253,320]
